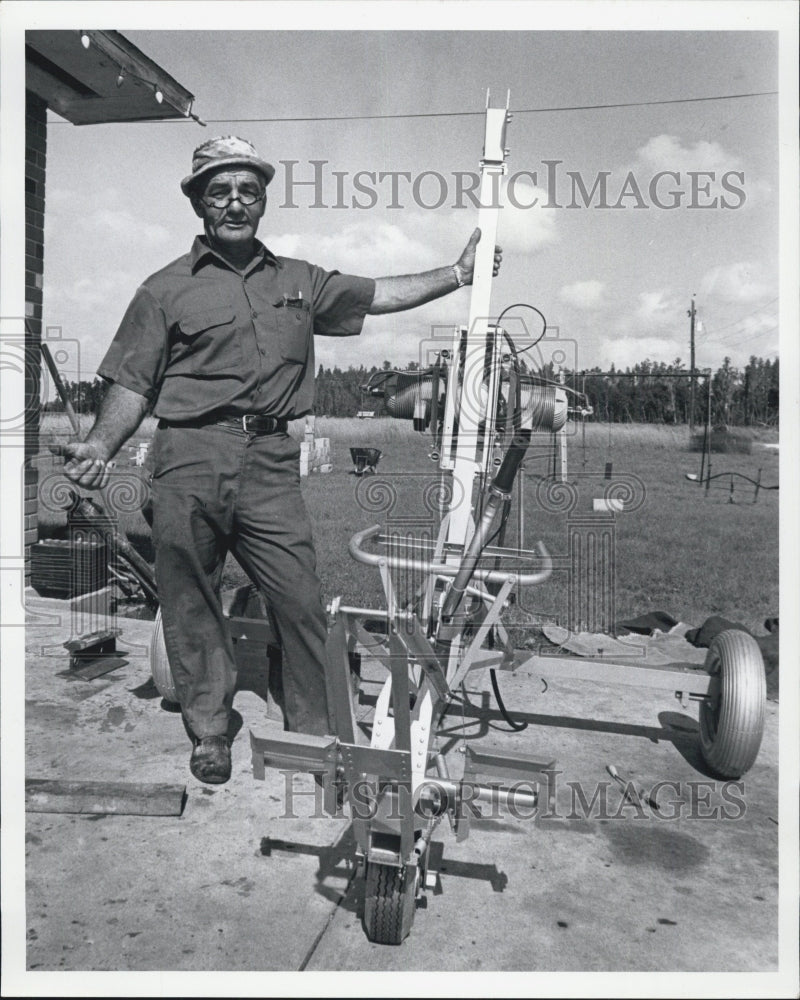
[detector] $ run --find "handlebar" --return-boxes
[348,524,552,587]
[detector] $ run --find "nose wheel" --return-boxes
[363,860,419,945]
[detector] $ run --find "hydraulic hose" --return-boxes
[435,428,534,654]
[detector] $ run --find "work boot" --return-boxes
[190,735,231,784]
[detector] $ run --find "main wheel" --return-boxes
[150,607,179,705]
[699,629,766,778]
[363,861,418,945]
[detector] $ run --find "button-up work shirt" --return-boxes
[98,236,376,421]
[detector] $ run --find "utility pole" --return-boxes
[688,296,696,430]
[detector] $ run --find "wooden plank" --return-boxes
[25,779,186,816]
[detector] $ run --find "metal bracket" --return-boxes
[455,745,556,841]
[338,743,412,785]
[250,729,338,780]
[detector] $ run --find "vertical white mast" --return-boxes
[447,91,511,548]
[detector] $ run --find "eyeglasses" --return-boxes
[200,190,265,209]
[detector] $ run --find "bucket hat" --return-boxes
[181,136,275,195]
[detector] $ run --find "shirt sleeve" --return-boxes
[308,266,376,338]
[97,285,169,401]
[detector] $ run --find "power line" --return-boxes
[702,296,779,336]
[47,89,778,126]
[717,324,779,349]
[717,322,779,347]
[193,90,781,124]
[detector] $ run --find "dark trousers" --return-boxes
[150,423,331,739]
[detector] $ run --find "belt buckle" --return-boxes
[242,414,276,434]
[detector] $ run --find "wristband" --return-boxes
[452,263,465,288]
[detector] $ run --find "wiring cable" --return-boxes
[496,303,548,360]
[702,297,778,336]
[80,90,776,127]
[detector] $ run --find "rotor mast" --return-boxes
[446,90,512,548]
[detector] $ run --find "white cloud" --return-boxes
[635,290,677,327]
[700,309,779,367]
[597,306,779,374]
[700,261,771,303]
[273,176,557,270]
[634,134,741,176]
[272,219,442,276]
[590,290,685,369]
[722,311,777,338]
[616,134,763,211]
[559,279,605,310]
[597,335,685,371]
[496,177,557,255]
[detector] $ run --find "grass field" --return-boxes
[38,414,779,636]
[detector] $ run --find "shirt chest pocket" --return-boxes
[273,299,311,365]
[169,305,241,374]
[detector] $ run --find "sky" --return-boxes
[26,21,784,387]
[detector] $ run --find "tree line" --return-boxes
[45,355,779,427]
[312,356,780,426]
[576,356,779,426]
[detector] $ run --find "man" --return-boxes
[61,136,502,784]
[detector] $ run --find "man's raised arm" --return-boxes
[368,227,502,315]
[57,383,151,490]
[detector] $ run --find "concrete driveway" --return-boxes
[13,593,787,993]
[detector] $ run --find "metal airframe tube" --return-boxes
[516,651,716,695]
[349,525,551,588]
[416,778,538,815]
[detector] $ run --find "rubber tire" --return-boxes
[699,629,766,779]
[150,607,180,705]
[363,861,417,945]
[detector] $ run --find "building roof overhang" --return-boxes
[26,29,195,125]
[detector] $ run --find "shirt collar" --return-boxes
[189,235,282,274]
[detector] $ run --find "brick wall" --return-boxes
[25,91,47,580]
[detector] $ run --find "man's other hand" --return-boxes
[52,440,112,490]
[456,227,503,284]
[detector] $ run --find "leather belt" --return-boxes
[161,414,289,435]
[236,414,289,435]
